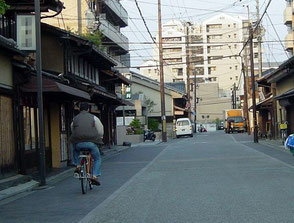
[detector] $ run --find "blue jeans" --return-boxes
[72,142,101,177]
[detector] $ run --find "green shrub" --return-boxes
[130,119,141,129]
[0,0,9,15]
[148,118,159,132]
[134,129,144,135]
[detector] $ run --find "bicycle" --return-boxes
[280,122,288,146]
[77,150,94,194]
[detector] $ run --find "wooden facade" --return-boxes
[0,1,130,176]
[0,96,15,173]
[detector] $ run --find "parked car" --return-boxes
[175,118,193,138]
[217,122,224,130]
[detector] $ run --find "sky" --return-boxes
[120,0,289,70]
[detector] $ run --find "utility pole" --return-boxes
[193,70,197,133]
[242,62,250,135]
[249,25,258,143]
[77,0,82,35]
[34,0,46,186]
[256,0,262,77]
[232,83,237,109]
[244,12,251,135]
[158,0,167,142]
[185,24,191,120]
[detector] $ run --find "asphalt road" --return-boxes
[2,131,294,223]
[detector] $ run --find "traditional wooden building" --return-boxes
[256,57,294,139]
[0,0,130,176]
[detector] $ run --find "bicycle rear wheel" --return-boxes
[80,162,88,194]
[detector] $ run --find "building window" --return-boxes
[208,66,216,74]
[254,53,258,58]
[84,61,88,79]
[235,65,238,70]
[89,65,92,81]
[230,77,233,80]
[95,68,99,85]
[229,45,231,49]
[75,56,79,76]
[23,106,38,151]
[228,24,231,27]
[230,67,232,69]
[235,76,238,80]
[234,44,237,49]
[234,34,237,38]
[228,35,231,38]
[173,78,183,82]
[148,69,151,74]
[71,56,75,74]
[233,23,236,28]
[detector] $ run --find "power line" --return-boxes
[265,11,289,59]
[239,0,273,56]
[134,0,157,46]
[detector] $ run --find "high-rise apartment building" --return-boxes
[284,0,294,56]
[140,13,261,121]
[44,0,130,73]
[140,14,259,92]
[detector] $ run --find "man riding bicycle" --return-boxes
[70,102,104,185]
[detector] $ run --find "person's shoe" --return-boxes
[91,177,101,186]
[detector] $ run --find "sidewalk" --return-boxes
[0,141,162,202]
[259,138,292,155]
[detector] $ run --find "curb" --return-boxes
[259,140,291,155]
[0,180,39,201]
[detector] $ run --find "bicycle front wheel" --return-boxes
[80,162,88,194]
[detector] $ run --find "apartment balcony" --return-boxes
[163,54,182,60]
[99,14,129,53]
[285,32,294,51]
[102,0,128,27]
[284,6,292,25]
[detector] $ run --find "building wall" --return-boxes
[44,0,88,33]
[41,33,64,73]
[0,95,15,174]
[0,54,13,87]
[276,75,294,97]
[276,75,294,123]
[196,83,231,122]
[202,14,244,90]
[0,54,15,175]
[131,81,174,117]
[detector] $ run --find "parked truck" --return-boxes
[223,109,245,133]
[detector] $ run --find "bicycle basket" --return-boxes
[280,123,287,130]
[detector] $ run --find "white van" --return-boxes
[175,118,193,138]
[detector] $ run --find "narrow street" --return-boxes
[2,131,294,223]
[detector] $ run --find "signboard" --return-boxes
[175,111,184,115]
[116,116,135,126]
[17,15,36,51]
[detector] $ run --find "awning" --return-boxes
[101,70,131,85]
[275,88,294,100]
[21,76,91,100]
[249,96,273,111]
